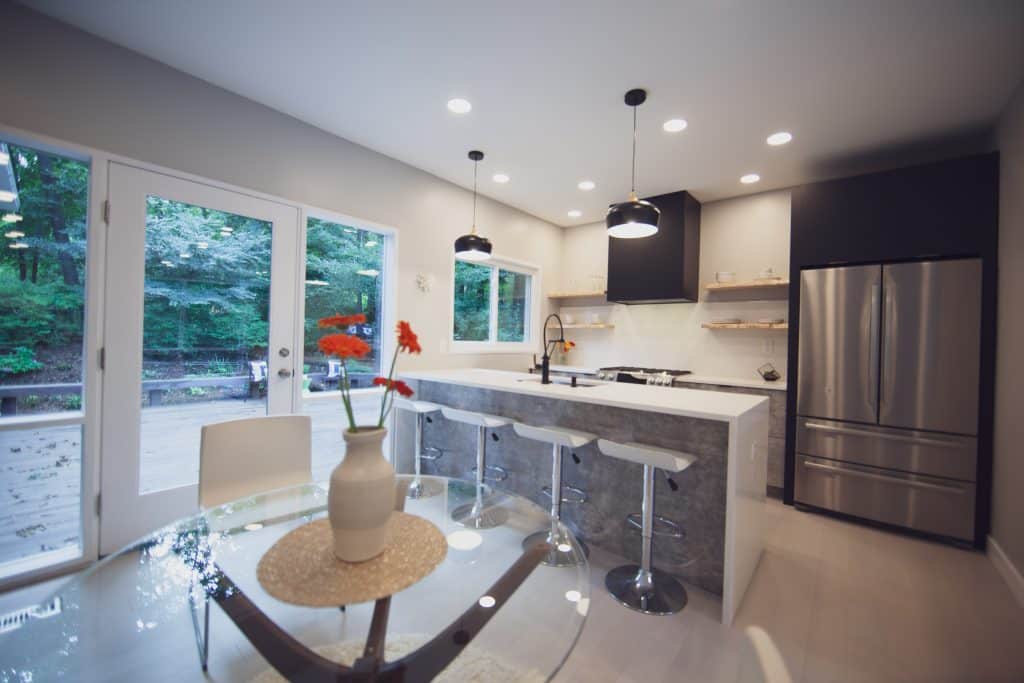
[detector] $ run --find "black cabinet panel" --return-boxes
[784,152,999,549]
[606,190,701,304]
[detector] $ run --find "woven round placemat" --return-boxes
[256,513,447,607]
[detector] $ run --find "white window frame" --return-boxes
[449,254,541,354]
[298,208,397,405]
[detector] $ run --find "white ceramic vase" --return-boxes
[328,427,396,562]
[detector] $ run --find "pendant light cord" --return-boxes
[631,105,638,197]
[472,158,478,234]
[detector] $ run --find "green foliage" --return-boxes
[0,140,388,385]
[303,218,384,373]
[453,261,490,341]
[497,269,528,342]
[0,346,44,375]
[453,263,530,343]
[61,394,82,410]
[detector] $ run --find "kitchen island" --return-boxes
[395,368,770,624]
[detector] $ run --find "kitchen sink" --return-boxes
[517,376,603,388]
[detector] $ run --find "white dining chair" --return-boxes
[198,414,313,508]
[192,414,312,672]
[736,626,794,683]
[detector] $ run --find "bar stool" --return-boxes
[597,439,697,615]
[441,407,512,529]
[512,423,594,566]
[392,397,445,499]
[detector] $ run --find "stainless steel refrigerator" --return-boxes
[795,258,981,541]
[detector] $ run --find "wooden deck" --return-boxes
[0,394,384,573]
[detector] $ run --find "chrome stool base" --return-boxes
[451,501,508,529]
[522,529,588,567]
[605,564,688,615]
[405,476,444,500]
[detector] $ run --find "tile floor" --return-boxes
[1,499,1022,682]
[556,499,1024,682]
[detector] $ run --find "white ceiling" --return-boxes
[23,0,1024,226]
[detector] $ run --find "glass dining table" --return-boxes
[0,476,590,682]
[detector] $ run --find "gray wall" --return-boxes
[994,80,1024,576]
[0,1,562,372]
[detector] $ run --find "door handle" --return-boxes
[277,369,293,378]
[803,421,969,449]
[802,459,966,494]
[868,283,880,414]
[881,286,896,409]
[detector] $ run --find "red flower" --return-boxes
[373,377,414,398]
[318,313,367,329]
[396,321,422,354]
[318,333,370,359]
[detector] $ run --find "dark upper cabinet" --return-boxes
[606,190,701,304]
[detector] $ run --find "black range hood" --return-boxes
[606,190,701,304]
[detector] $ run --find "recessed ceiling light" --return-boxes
[160,260,174,267]
[565,590,582,603]
[196,241,209,249]
[364,240,378,248]
[0,190,16,202]
[4,230,25,238]
[179,252,191,258]
[740,173,761,184]
[304,279,329,286]
[766,131,793,146]
[447,98,472,114]
[567,209,582,218]
[492,173,510,184]
[8,242,28,249]
[478,595,496,608]
[244,523,263,532]
[3,213,24,223]
[356,268,380,277]
[577,180,596,191]
[663,118,688,133]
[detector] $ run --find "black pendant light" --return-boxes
[454,150,493,261]
[606,88,660,239]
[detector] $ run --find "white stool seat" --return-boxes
[513,423,596,448]
[597,439,696,473]
[441,407,511,429]
[393,398,442,414]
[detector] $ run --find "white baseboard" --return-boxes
[988,535,1024,609]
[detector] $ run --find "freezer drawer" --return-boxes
[795,454,976,541]
[796,417,977,481]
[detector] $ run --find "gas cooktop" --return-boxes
[596,367,692,386]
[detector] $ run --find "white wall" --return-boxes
[993,80,1024,578]
[557,191,791,379]
[0,2,559,373]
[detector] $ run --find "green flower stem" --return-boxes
[377,343,402,428]
[340,359,358,432]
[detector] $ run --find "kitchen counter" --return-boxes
[396,367,769,625]
[400,368,767,422]
[683,374,787,392]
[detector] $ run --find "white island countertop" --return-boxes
[400,368,767,422]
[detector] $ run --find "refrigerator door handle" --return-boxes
[868,283,881,414]
[803,421,969,448]
[881,286,896,410]
[802,460,967,494]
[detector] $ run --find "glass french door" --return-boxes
[0,137,97,585]
[100,163,300,553]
